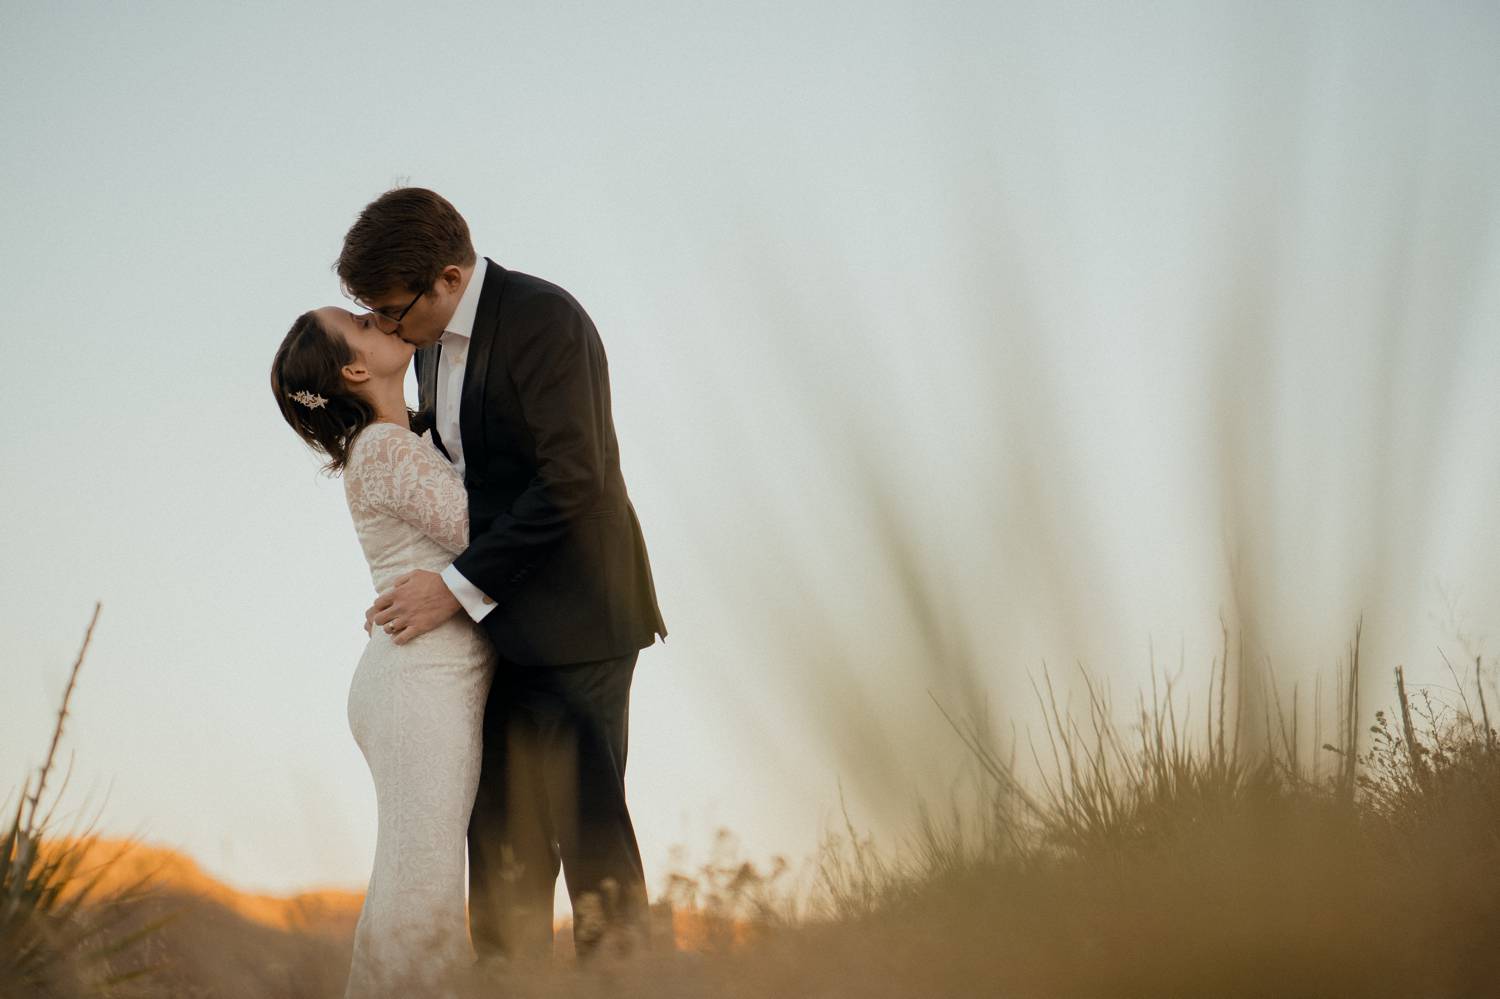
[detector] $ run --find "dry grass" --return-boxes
[2,605,166,998]
[10,607,1500,998]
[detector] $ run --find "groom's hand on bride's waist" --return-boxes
[368,571,463,646]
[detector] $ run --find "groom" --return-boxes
[339,187,667,961]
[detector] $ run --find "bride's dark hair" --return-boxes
[270,311,427,473]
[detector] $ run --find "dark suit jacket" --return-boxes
[416,259,666,667]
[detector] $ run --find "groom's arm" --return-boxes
[449,293,608,611]
[371,292,607,643]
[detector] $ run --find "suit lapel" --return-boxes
[459,258,507,479]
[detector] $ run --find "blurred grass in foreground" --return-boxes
[2,605,166,998]
[11,612,1500,997]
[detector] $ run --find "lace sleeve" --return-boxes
[346,426,469,554]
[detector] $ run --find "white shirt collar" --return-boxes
[442,256,487,343]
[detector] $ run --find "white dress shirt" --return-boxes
[435,259,496,623]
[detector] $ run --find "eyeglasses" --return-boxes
[358,290,423,333]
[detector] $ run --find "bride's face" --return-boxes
[314,307,415,382]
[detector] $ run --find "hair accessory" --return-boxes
[289,390,329,410]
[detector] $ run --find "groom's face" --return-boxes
[362,264,467,349]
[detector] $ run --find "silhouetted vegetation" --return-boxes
[11,610,1499,997]
[2,606,166,998]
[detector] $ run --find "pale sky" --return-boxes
[3,1,1498,899]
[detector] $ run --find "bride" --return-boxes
[270,306,495,996]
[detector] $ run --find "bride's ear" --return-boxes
[341,360,371,387]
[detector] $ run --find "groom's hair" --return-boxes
[337,187,477,300]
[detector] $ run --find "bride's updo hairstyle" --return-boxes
[270,311,376,473]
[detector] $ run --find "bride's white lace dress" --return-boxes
[340,422,495,998]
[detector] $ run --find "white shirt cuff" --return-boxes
[441,564,496,623]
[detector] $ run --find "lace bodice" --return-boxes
[343,422,469,591]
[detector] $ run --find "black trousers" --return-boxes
[467,650,648,960]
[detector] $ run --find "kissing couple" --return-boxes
[270,188,667,995]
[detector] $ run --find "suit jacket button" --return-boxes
[482,596,494,605]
